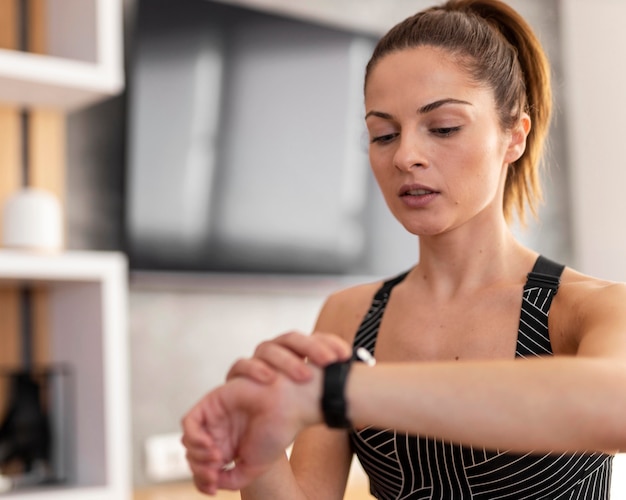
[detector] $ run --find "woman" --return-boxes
[182,0,626,498]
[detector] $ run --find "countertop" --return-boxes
[134,481,374,500]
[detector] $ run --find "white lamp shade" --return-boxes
[2,187,63,250]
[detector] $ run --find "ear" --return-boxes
[504,112,531,164]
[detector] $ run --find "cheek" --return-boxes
[443,143,502,203]
[370,167,396,208]
[369,151,393,188]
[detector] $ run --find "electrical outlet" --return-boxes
[144,432,192,482]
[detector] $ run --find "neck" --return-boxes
[411,216,536,298]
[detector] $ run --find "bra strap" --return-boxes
[516,255,566,358]
[525,255,565,293]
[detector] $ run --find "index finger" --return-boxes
[272,331,352,366]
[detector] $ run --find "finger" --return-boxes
[181,420,213,453]
[190,452,249,495]
[193,471,218,496]
[185,443,235,491]
[254,339,313,382]
[185,443,221,464]
[251,331,351,381]
[181,413,224,464]
[181,425,211,449]
[310,332,352,362]
[226,358,277,383]
[272,331,351,366]
[188,455,222,475]
[182,414,230,464]
[188,449,230,495]
[215,463,259,491]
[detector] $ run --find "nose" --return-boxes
[393,133,427,172]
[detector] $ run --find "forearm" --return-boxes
[240,454,310,500]
[346,357,626,453]
[240,426,352,500]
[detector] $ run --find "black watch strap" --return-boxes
[321,360,352,428]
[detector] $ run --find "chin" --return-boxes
[401,221,448,237]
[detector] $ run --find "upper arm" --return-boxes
[568,282,626,360]
[311,282,381,344]
[284,282,378,497]
[289,425,354,500]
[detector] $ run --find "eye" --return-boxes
[431,126,461,137]
[370,133,399,144]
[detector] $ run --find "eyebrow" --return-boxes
[365,98,473,120]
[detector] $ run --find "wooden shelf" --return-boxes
[133,480,375,500]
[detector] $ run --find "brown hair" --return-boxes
[365,0,551,223]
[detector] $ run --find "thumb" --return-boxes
[216,461,269,491]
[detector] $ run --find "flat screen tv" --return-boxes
[125,0,381,274]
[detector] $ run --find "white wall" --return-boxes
[559,2,626,490]
[561,0,626,281]
[128,274,349,485]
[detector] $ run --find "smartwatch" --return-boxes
[321,347,375,429]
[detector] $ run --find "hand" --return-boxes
[227,331,351,385]
[181,369,322,495]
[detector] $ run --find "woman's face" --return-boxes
[364,46,528,237]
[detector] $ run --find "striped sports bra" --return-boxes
[350,256,613,499]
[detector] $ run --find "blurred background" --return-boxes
[1,0,626,497]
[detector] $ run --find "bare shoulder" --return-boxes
[553,267,626,353]
[558,267,626,307]
[313,280,384,344]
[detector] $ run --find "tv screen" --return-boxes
[126,0,380,274]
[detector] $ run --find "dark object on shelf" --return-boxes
[0,372,51,471]
[0,366,73,492]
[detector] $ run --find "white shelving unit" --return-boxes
[0,250,130,500]
[0,0,124,110]
[0,0,128,497]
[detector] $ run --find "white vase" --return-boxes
[2,188,63,251]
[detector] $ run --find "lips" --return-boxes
[406,188,435,196]
[398,183,440,208]
[399,184,439,197]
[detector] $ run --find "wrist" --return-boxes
[320,348,375,429]
[296,365,325,427]
[321,360,353,428]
